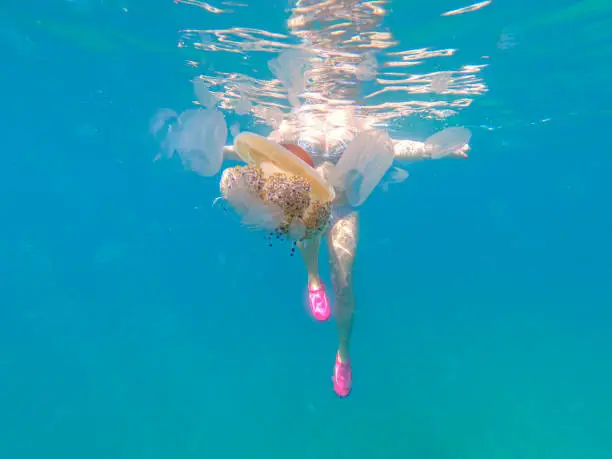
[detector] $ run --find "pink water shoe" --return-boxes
[332,353,352,397]
[308,283,330,321]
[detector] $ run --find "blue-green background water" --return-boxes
[1,1,611,458]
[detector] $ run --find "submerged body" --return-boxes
[220,124,470,397]
[158,0,474,398]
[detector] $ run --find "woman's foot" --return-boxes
[332,352,352,397]
[308,282,331,321]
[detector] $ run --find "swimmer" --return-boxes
[220,128,469,398]
[166,0,475,398]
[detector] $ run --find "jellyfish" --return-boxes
[218,133,334,242]
[163,108,228,177]
[424,127,472,159]
[356,53,378,81]
[268,50,311,107]
[230,122,241,138]
[330,129,395,207]
[149,108,178,138]
[380,167,409,192]
[193,79,216,108]
[431,72,451,93]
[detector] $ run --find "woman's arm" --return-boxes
[393,139,469,162]
[223,136,470,165]
[222,145,242,162]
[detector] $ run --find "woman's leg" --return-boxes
[327,210,359,396]
[298,233,331,321]
[297,233,322,289]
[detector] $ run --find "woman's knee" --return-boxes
[331,267,353,294]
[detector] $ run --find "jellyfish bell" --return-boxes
[219,132,334,242]
[424,127,472,159]
[330,129,395,207]
[159,107,227,177]
[233,132,334,203]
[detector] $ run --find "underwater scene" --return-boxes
[1,0,611,458]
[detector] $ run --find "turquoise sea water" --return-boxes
[1,1,611,458]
